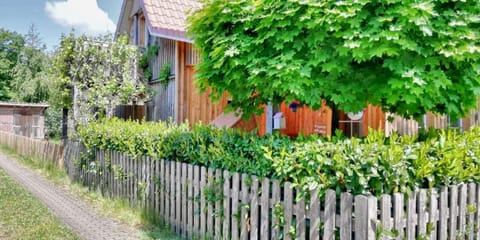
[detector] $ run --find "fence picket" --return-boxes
[181,163,187,236]
[231,173,240,240]
[164,161,170,227]
[159,159,165,223]
[309,188,320,240]
[240,174,250,240]
[271,180,281,240]
[295,192,305,240]
[207,168,214,237]
[355,195,368,240]
[340,193,352,240]
[439,187,448,240]
[187,164,193,238]
[380,194,391,240]
[250,176,259,240]
[200,167,207,237]
[368,196,377,239]
[393,193,404,240]
[223,171,231,239]
[283,182,293,240]
[175,162,181,234]
[429,189,438,240]
[193,165,200,236]
[170,161,175,229]
[406,193,417,240]
[418,190,427,236]
[449,185,459,240]
[215,169,222,238]
[467,183,476,240]
[260,178,269,239]
[324,189,336,240]
[459,184,468,238]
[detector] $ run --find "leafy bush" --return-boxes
[44,107,62,139]
[78,118,480,197]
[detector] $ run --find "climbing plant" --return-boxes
[50,32,146,132]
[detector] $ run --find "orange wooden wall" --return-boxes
[362,105,386,135]
[177,42,229,125]
[257,102,333,137]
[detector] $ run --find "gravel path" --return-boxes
[0,150,140,240]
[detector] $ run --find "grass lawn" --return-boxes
[0,167,79,240]
[0,146,179,240]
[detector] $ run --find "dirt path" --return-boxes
[0,150,140,240]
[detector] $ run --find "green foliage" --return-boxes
[188,0,480,119]
[11,24,51,103]
[79,118,480,198]
[50,32,147,130]
[44,107,62,139]
[159,61,171,87]
[139,44,159,82]
[0,28,25,100]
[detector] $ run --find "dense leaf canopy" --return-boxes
[188,0,480,119]
[0,29,24,100]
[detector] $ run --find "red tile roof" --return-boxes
[142,0,201,42]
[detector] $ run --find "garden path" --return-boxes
[0,150,139,240]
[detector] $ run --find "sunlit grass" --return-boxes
[0,146,179,240]
[0,167,79,240]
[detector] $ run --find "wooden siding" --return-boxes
[256,102,333,137]
[385,114,420,136]
[176,42,228,125]
[184,65,228,125]
[280,101,332,137]
[147,37,176,121]
[362,105,385,134]
[0,107,46,139]
[149,78,176,121]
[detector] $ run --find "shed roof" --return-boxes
[142,0,200,42]
[0,102,49,108]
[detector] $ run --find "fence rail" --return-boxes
[2,131,480,239]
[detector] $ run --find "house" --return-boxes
[116,0,257,131]
[116,0,480,138]
[0,102,49,139]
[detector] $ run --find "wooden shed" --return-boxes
[0,102,49,139]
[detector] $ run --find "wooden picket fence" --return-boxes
[3,131,480,239]
[0,131,63,167]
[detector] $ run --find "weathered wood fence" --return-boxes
[0,131,63,166]
[2,131,480,239]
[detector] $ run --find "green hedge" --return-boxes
[78,118,480,197]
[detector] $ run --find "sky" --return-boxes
[0,0,122,50]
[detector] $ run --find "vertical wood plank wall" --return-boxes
[178,42,229,125]
[280,101,333,137]
[148,37,176,122]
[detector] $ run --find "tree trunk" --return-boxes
[62,108,68,140]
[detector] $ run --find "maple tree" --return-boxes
[188,0,480,119]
